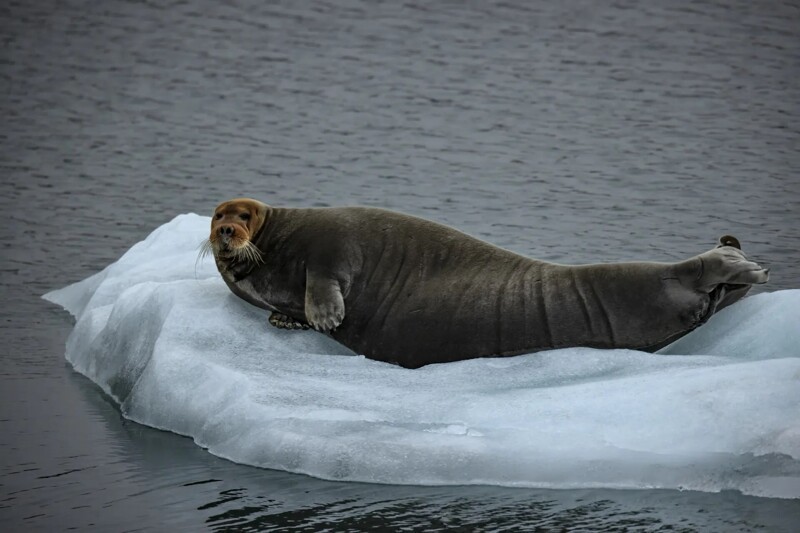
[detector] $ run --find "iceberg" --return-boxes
[44,214,800,499]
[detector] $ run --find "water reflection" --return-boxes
[61,369,798,531]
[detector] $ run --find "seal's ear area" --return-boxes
[248,200,269,238]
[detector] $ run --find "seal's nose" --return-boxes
[219,226,234,237]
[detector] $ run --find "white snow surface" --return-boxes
[44,214,800,498]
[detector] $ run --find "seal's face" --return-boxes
[208,198,268,264]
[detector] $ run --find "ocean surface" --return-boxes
[2,0,799,530]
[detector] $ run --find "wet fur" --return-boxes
[207,199,769,368]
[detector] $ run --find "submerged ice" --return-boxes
[44,214,800,498]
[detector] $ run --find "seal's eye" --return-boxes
[240,213,251,221]
[214,213,223,220]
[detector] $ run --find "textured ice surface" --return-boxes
[44,215,800,498]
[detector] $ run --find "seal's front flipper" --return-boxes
[305,269,345,332]
[269,312,310,330]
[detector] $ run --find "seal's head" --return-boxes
[206,198,268,265]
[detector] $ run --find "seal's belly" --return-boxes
[337,262,702,367]
[233,278,277,311]
[232,274,309,318]
[338,263,549,365]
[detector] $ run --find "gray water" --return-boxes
[2,0,799,530]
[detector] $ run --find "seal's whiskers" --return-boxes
[235,240,263,265]
[197,239,214,261]
[194,239,215,279]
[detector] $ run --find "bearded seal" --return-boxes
[206,198,769,368]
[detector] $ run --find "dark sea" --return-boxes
[2,0,799,530]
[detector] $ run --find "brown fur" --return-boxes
[210,198,269,256]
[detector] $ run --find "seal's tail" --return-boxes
[674,236,769,315]
[717,234,741,249]
[704,235,770,287]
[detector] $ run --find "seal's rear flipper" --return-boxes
[695,236,769,289]
[675,236,769,315]
[717,235,741,249]
[714,283,752,313]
